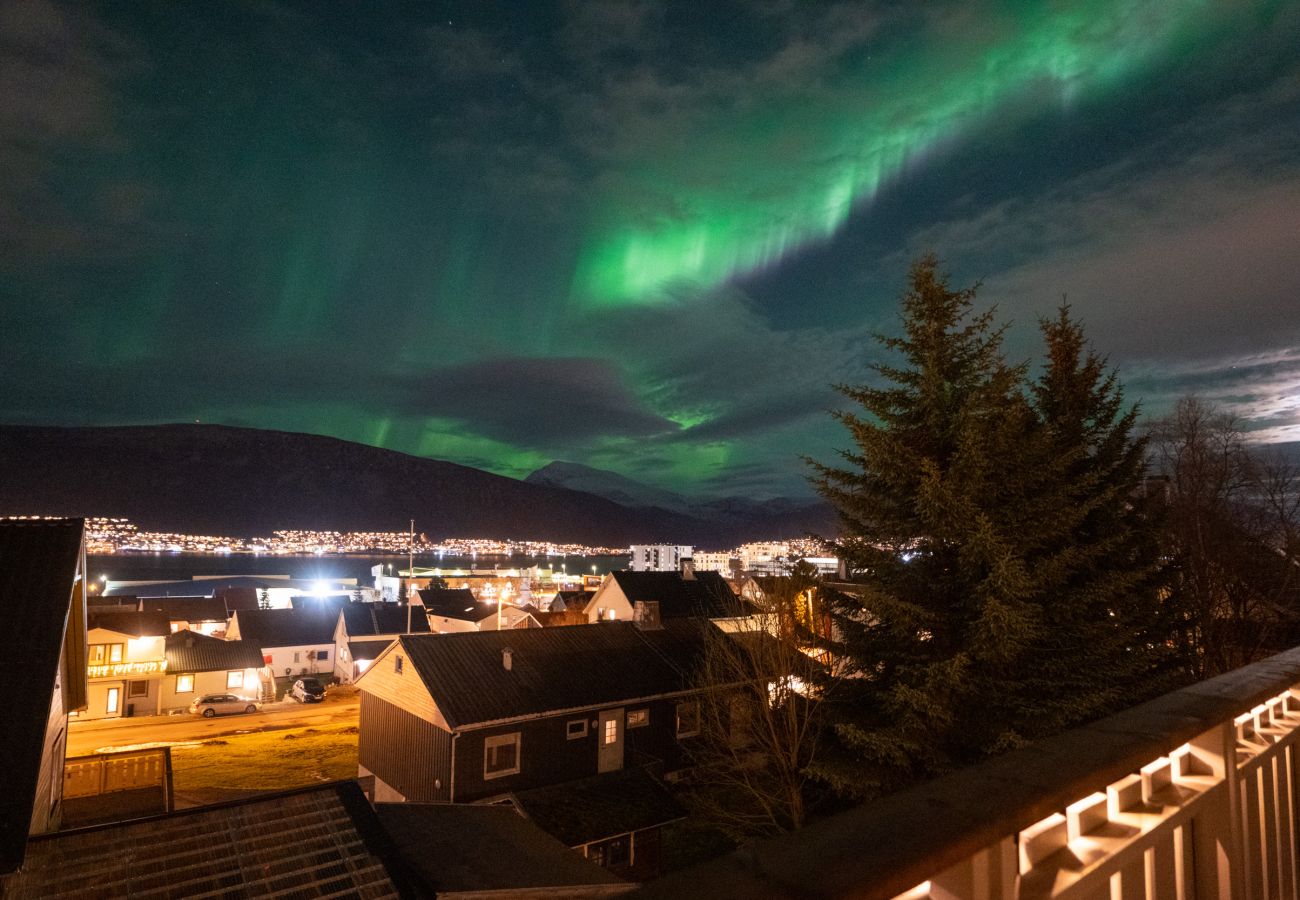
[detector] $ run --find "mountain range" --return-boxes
[0,425,834,547]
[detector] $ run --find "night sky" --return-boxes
[3,1,1299,498]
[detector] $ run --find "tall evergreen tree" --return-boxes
[807,261,1172,799]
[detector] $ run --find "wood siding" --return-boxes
[355,643,449,730]
[358,693,453,802]
[452,696,691,801]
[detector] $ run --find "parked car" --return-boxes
[289,677,326,703]
[190,694,261,718]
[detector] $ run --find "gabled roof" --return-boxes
[374,803,626,895]
[231,607,336,649]
[552,589,594,612]
[0,517,83,875]
[341,602,430,636]
[417,587,476,608]
[87,608,170,637]
[348,639,394,663]
[426,599,514,623]
[1,782,412,898]
[512,768,686,847]
[165,632,265,673]
[391,620,715,730]
[140,595,228,622]
[608,570,748,619]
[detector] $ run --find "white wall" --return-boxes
[265,644,334,677]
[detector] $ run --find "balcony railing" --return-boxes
[638,645,1300,900]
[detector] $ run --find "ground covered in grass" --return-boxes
[170,724,358,802]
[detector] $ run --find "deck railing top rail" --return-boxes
[637,644,1300,899]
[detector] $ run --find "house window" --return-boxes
[106,687,120,715]
[317,649,329,661]
[227,671,244,689]
[109,643,123,663]
[176,674,194,694]
[394,655,404,674]
[293,651,301,663]
[676,701,700,737]
[603,718,619,745]
[566,719,588,740]
[484,732,521,779]
[627,708,649,729]
[128,680,148,698]
[586,834,632,868]
[89,644,105,664]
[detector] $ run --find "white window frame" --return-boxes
[175,673,195,694]
[483,732,521,779]
[566,719,588,740]
[226,670,244,689]
[106,687,120,714]
[627,708,649,729]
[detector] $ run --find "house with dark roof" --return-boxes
[425,598,541,633]
[0,517,88,874]
[332,603,430,683]
[0,781,413,898]
[584,568,753,625]
[355,618,722,876]
[160,631,270,710]
[225,606,338,677]
[374,802,632,897]
[82,608,171,719]
[139,595,229,635]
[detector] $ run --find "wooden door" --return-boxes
[598,708,625,773]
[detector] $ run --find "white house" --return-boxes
[226,607,337,678]
[82,609,171,719]
[423,594,540,633]
[585,567,751,626]
[161,631,270,709]
[332,603,429,683]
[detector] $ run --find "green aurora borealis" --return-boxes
[3,0,1300,496]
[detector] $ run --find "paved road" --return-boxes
[67,696,360,757]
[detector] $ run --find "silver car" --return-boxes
[190,693,261,718]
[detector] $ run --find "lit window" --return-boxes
[395,655,404,674]
[106,687,120,714]
[608,609,617,620]
[226,671,244,689]
[176,674,194,694]
[676,701,700,737]
[89,644,106,664]
[128,680,148,698]
[566,719,588,740]
[604,718,619,745]
[109,644,123,663]
[484,732,521,779]
[627,709,649,729]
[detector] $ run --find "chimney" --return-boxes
[502,647,513,672]
[634,601,662,631]
[680,557,695,580]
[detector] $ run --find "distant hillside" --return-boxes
[525,460,836,543]
[0,425,833,545]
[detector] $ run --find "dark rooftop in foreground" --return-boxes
[2,782,409,899]
[0,518,83,874]
[375,802,629,896]
[512,768,686,847]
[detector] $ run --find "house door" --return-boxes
[598,708,625,773]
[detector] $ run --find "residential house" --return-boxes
[226,606,337,677]
[139,595,229,635]
[0,517,88,874]
[333,602,430,683]
[374,802,632,897]
[83,609,171,719]
[355,618,718,874]
[161,631,269,710]
[584,566,752,625]
[423,589,541,633]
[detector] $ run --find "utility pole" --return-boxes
[407,518,414,634]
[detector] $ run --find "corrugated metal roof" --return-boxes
[164,632,265,673]
[342,602,430,636]
[3,782,410,898]
[0,518,83,874]
[397,620,714,730]
[609,570,745,618]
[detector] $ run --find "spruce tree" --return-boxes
[809,261,1180,799]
